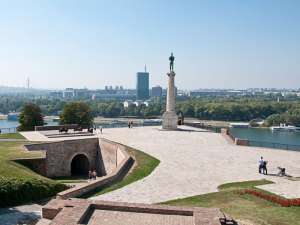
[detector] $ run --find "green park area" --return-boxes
[0,133,25,139]
[163,180,300,225]
[0,139,66,207]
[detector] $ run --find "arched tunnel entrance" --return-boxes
[71,154,90,176]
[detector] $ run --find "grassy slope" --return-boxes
[0,142,44,178]
[0,133,25,139]
[86,146,160,197]
[0,141,66,206]
[163,179,300,225]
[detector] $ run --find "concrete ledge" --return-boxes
[235,138,249,146]
[35,124,78,131]
[42,198,225,225]
[221,128,249,146]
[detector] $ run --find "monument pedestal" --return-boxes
[162,111,178,130]
[162,54,178,130]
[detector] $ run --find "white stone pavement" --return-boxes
[21,126,300,204]
[90,126,300,204]
[20,131,97,142]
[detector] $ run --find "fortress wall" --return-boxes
[24,138,101,177]
[14,157,47,176]
[99,138,127,176]
[22,138,129,180]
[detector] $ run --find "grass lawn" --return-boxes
[0,133,25,139]
[85,146,160,197]
[163,179,300,225]
[0,141,66,206]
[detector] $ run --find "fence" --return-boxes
[248,140,300,151]
[184,122,223,133]
[0,127,17,134]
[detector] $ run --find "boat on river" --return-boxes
[270,124,300,132]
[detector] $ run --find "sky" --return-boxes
[0,0,300,90]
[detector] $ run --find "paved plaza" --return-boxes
[21,126,300,203]
[90,126,300,203]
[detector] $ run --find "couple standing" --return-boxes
[259,156,268,175]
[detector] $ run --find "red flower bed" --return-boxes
[238,189,300,207]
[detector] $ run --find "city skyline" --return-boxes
[0,1,300,89]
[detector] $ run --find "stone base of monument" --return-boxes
[162,111,178,130]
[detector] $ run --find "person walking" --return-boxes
[262,160,268,175]
[92,170,97,180]
[258,156,264,174]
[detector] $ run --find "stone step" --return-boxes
[35,218,52,225]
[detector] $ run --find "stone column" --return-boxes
[162,71,178,130]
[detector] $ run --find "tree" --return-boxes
[249,119,259,127]
[18,103,44,131]
[264,114,284,127]
[60,102,93,128]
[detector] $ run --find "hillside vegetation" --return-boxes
[0,141,66,207]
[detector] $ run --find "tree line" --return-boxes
[2,96,300,129]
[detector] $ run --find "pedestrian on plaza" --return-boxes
[258,156,264,174]
[92,170,97,180]
[262,160,268,175]
[88,170,92,180]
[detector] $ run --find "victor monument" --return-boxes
[162,53,178,130]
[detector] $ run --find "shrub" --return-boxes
[0,177,67,207]
[239,189,300,207]
[18,103,44,131]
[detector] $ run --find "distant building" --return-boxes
[123,100,149,108]
[151,86,162,97]
[123,100,134,108]
[74,88,90,98]
[63,88,75,98]
[133,100,149,107]
[50,91,63,98]
[136,72,149,100]
[7,112,20,121]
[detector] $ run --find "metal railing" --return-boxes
[0,127,17,134]
[248,140,300,151]
[184,122,223,133]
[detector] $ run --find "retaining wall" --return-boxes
[100,138,127,176]
[57,140,133,199]
[221,128,249,146]
[24,138,102,177]
[35,124,78,131]
[14,157,47,176]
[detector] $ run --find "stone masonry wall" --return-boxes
[14,157,47,176]
[99,138,127,176]
[25,138,102,177]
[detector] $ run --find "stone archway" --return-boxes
[71,154,90,176]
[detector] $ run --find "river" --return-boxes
[0,119,59,133]
[230,127,300,151]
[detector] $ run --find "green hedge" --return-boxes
[0,177,67,207]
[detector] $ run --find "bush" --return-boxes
[239,189,300,207]
[249,119,259,127]
[0,177,67,207]
[18,103,44,131]
[60,102,93,128]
